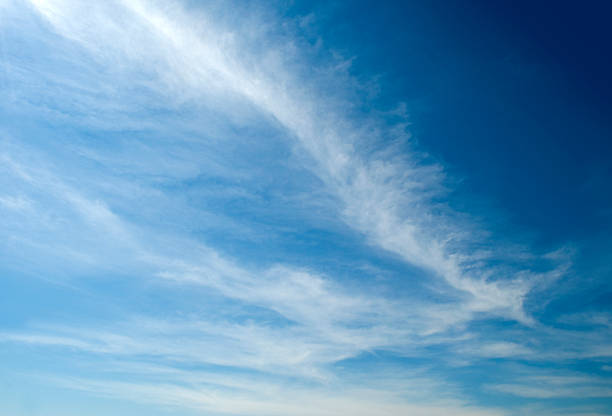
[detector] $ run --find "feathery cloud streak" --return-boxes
[25,0,567,319]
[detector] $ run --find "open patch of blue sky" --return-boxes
[1,1,611,415]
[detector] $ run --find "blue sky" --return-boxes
[1,1,611,415]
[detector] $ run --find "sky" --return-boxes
[1,1,611,415]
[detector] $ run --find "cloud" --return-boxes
[491,383,612,399]
[461,342,534,359]
[43,374,506,416]
[485,367,612,401]
[23,0,571,324]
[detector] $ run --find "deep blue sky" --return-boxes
[287,0,612,244]
[285,0,612,323]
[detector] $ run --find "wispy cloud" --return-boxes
[490,374,612,399]
[22,0,570,323]
[43,374,505,416]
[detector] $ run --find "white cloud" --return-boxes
[46,374,506,416]
[23,0,571,324]
[487,370,612,400]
